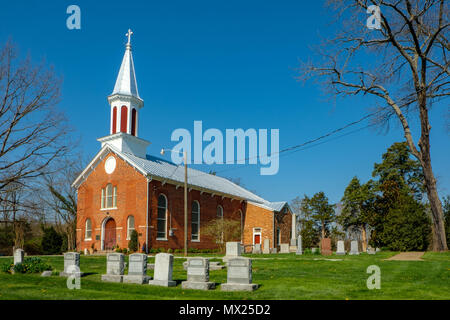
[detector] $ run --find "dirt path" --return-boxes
[385,252,425,261]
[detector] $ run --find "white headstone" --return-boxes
[14,249,24,265]
[252,243,261,254]
[349,240,360,255]
[148,253,176,287]
[280,243,290,254]
[262,239,270,254]
[296,235,303,255]
[336,240,346,255]
[221,257,258,291]
[226,242,242,257]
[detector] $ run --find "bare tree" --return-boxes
[299,0,449,251]
[0,41,70,194]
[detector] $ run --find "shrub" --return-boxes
[41,226,63,255]
[128,230,138,252]
[167,248,173,253]
[12,257,52,274]
[24,238,43,255]
[1,260,13,273]
[202,218,241,253]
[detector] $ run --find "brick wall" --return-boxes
[243,203,274,252]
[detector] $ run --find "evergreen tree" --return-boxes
[301,192,335,239]
[128,230,139,252]
[41,226,63,255]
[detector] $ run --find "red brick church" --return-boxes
[72,30,294,253]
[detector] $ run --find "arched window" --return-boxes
[112,106,117,134]
[127,215,135,240]
[101,183,117,209]
[120,105,128,133]
[131,108,137,136]
[85,219,92,240]
[191,201,200,241]
[217,205,223,219]
[157,194,167,239]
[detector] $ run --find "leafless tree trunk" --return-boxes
[299,0,448,251]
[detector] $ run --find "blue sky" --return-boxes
[1,0,448,204]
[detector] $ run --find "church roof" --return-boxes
[72,144,282,205]
[110,30,140,99]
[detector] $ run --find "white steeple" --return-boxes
[101,29,150,158]
[111,29,141,99]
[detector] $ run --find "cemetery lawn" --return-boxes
[0,251,449,300]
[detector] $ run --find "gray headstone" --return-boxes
[290,238,297,246]
[106,253,125,275]
[271,248,278,254]
[41,270,52,277]
[296,235,303,255]
[148,253,176,287]
[128,253,147,275]
[252,243,261,254]
[367,247,376,255]
[63,252,80,273]
[349,240,360,255]
[221,257,258,291]
[262,239,270,254]
[101,253,124,282]
[280,243,290,254]
[181,257,215,290]
[336,240,346,255]
[226,242,242,257]
[14,249,24,265]
[311,247,318,253]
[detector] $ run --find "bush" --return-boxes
[128,230,138,252]
[24,238,43,255]
[379,196,431,251]
[1,260,13,273]
[7,257,52,274]
[41,226,63,255]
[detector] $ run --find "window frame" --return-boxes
[85,218,92,240]
[191,200,200,242]
[101,183,117,210]
[156,194,168,240]
[126,215,135,240]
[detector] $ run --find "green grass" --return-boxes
[0,251,449,300]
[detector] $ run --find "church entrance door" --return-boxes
[104,218,116,250]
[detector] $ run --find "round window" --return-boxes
[104,156,116,174]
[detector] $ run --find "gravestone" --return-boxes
[311,247,318,254]
[376,248,381,252]
[148,253,176,287]
[280,243,290,254]
[101,253,125,282]
[252,243,261,254]
[181,258,215,290]
[41,271,52,277]
[14,249,24,265]
[349,241,360,255]
[296,235,303,255]
[221,257,258,291]
[321,238,332,256]
[60,252,82,277]
[209,261,225,270]
[223,242,242,262]
[336,240,346,255]
[271,248,278,254]
[147,263,155,270]
[84,248,89,255]
[123,253,152,284]
[262,239,270,254]
[367,247,376,255]
[290,238,297,246]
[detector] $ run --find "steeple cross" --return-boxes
[126,29,133,45]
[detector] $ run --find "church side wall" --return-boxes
[243,203,274,253]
